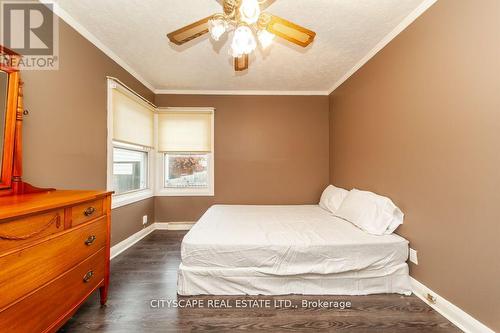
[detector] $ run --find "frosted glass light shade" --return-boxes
[239,0,260,24]
[258,30,275,49]
[231,25,257,57]
[208,16,227,41]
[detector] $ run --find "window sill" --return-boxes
[155,188,214,197]
[112,189,154,209]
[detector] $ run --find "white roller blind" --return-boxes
[158,111,213,152]
[112,87,154,147]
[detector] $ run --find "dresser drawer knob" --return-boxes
[83,270,94,283]
[84,206,96,217]
[84,235,96,246]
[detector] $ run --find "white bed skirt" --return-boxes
[177,263,412,296]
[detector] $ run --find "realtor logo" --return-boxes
[0,0,59,70]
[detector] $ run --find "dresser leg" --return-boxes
[99,285,108,305]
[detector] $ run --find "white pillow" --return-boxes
[319,185,349,214]
[334,189,404,235]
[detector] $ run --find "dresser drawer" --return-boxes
[0,209,64,253]
[0,248,105,333]
[0,216,106,310]
[71,199,104,226]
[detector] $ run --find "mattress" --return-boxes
[181,205,409,276]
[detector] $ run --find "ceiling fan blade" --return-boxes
[259,0,277,10]
[167,16,212,45]
[266,15,316,47]
[234,54,249,71]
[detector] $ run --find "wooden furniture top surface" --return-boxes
[0,190,112,220]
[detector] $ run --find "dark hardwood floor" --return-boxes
[59,231,460,332]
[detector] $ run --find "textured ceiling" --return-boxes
[52,0,429,93]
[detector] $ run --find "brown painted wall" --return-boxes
[21,20,155,245]
[154,94,330,222]
[111,198,154,244]
[329,0,500,330]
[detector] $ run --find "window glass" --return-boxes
[164,154,209,188]
[113,147,148,194]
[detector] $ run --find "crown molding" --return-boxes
[327,0,438,95]
[41,0,156,92]
[154,89,329,96]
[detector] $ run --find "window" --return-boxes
[107,80,215,202]
[113,146,148,194]
[164,153,209,188]
[156,108,215,196]
[107,78,155,208]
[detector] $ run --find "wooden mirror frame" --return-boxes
[0,46,21,190]
[0,45,47,196]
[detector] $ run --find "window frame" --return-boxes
[107,78,155,209]
[154,107,215,197]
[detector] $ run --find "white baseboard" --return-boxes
[154,222,170,230]
[153,222,194,230]
[163,222,195,230]
[410,277,494,333]
[110,223,156,260]
[110,222,195,260]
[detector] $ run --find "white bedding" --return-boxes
[178,263,411,296]
[182,205,409,276]
[178,205,411,295]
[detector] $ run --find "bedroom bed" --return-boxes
[178,205,411,296]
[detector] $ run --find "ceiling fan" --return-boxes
[166,0,316,71]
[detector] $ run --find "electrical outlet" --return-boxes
[142,215,148,225]
[409,248,418,265]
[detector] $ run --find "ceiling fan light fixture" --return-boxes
[239,0,261,24]
[257,29,275,49]
[166,0,316,71]
[231,25,257,57]
[208,14,227,41]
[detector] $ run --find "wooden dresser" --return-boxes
[0,190,112,332]
[0,47,113,332]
